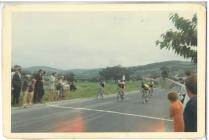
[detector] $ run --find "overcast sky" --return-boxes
[12,10,195,69]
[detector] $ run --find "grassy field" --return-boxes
[43,81,141,102]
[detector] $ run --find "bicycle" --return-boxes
[117,88,124,101]
[141,88,149,104]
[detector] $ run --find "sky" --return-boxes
[12,10,195,69]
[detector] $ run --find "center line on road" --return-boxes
[47,104,173,122]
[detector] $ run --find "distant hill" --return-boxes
[66,68,102,79]
[23,66,102,79]
[23,66,66,75]
[128,60,196,78]
[23,60,196,79]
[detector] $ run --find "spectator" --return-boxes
[55,76,64,100]
[55,77,61,101]
[40,71,46,100]
[34,70,45,103]
[12,66,22,106]
[22,75,31,107]
[28,79,36,106]
[62,79,69,97]
[59,76,65,99]
[22,75,36,107]
[49,72,56,101]
[184,74,197,132]
[168,92,184,132]
[11,68,15,80]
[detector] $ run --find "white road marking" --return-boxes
[47,104,173,122]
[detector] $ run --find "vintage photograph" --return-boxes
[2,2,206,139]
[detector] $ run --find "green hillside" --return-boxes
[23,60,196,80]
[128,60,196,78]
[66,68,102,80]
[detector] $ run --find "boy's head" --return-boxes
[168,92,178,102]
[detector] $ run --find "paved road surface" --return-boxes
[11,88,173,132]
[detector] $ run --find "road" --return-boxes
[11,88,173,132]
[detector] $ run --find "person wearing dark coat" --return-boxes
[12,67,22,106]
[183,74,197,132]
[33,70,45,103]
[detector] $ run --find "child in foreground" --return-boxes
[168,92,184,132]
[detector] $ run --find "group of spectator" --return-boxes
[48,73,72,101]
[12,67,46,107]
[168,74,197,132]
[11,66,73,108]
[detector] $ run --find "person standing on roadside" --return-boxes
[168,92,184,132]
[34,70,45,103]
[22,75,31,108]
[12,66,22,106]
[184,74,197,132]
[59,76,65,100]
[22,75,36,107]
[49,72,56,101]
[28,78,36,106]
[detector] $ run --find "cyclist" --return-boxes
[97,80,105,100]
[117,80,125,101]
[141,81,150,103]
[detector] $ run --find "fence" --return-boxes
[161,78,189,108]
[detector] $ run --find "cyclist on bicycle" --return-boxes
[97,80,105,100]
[141,80,150,103]
[117,80,125,100]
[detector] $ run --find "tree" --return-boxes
[64,72,75,82]
[136,74,143,80]
[160,66,169,78]
[185,70,191,77]
[150,71,160,79]
[156,13,197,64]
[99,65,130,81]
